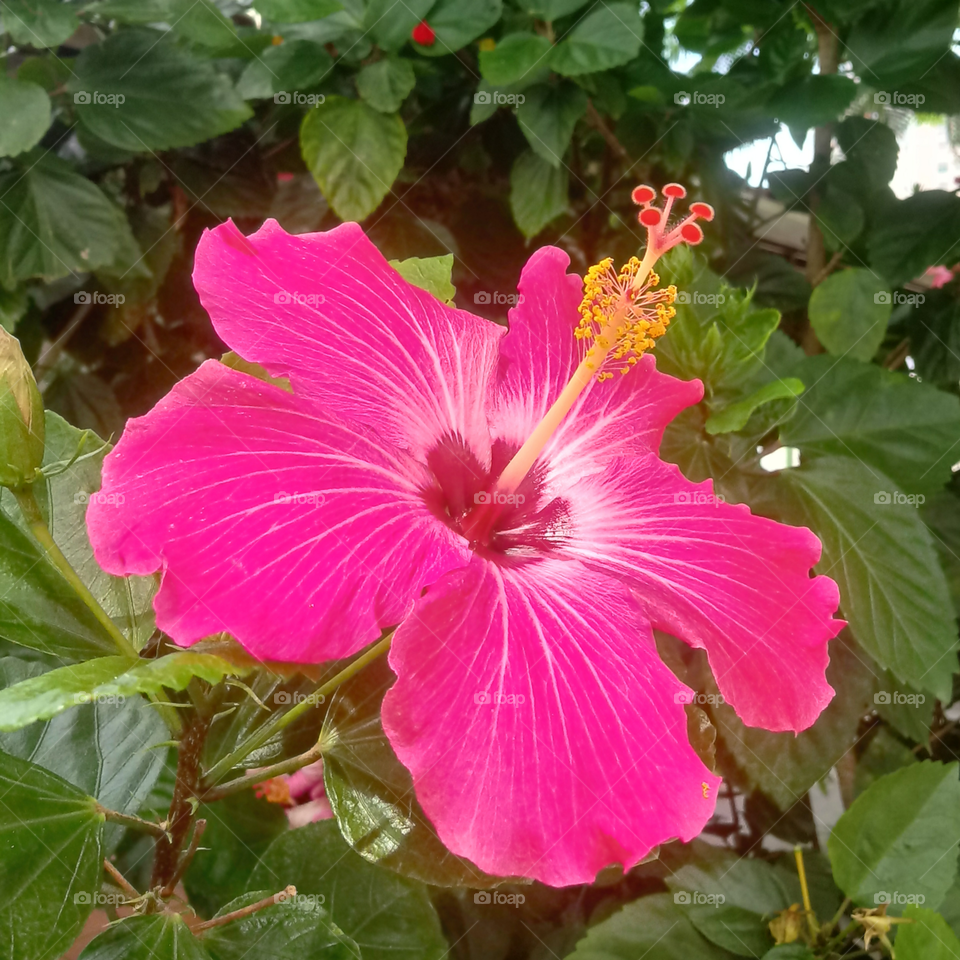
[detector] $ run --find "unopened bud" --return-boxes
[0,328,44,488]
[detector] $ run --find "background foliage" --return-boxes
[1,0,960,958]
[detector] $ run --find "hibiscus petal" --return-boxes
[565,456,843,733]
[493,246,702,486]
[193,219,504,461]
[87,360,467,662]
[382,556,719,887]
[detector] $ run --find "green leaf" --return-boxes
[201,891,360,960]
[836,117,900,193]
[0,653,248,730]
[364,0,433,51]
[237,40,333,99]
[1,412,157,649]
[322,658,500,887]
[0,656,132,729]
[656,250,781,400]
[665,850,790,956]
[0,77,50,158]
[411,0,503,56]
[0,512,118,661]
[2,0,78,47]
[778,457,958,701]
[711,636,876,811]
[17,53,72,92]
[184,791,288,917]
[0,151,140,288]
[79,914,213,960]
[762,948,815,960]
[70,29,252,152]
[356,57,416,113]
[389,254,455,303]
[516,81,587,166]
[781,356,960,495]
[510,149,568,237]
[897,906,960,959]
[0,657,166,826]
[250,820,448,960]
[168,0,237,48]
[770,75,857,147]
[875,674,935,742]
[0,751,103,960]
[255,0,344,22]
[828,761,960,909]
[300,96,407,221]
[550,2,643,76]
[815,183,864,252]
[854,727,918,798]
[478,32,553,86]
[705,378,804,435]
[567,892,735,960]
[808,268,891,362]
[869,190,960,288]
[518,0,588,16]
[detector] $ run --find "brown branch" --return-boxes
[103,859,139,899]
[193,886,297,933]
[161,819,207,898]
[586,100,627,159]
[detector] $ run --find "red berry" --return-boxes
[689,201,714,221]
[412,20,436,45]
[631,185,656,204]
[639,208,662,227]
[663,183,686,199]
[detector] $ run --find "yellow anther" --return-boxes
[576,255,677,382]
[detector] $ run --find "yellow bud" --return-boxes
[0,328,44,489]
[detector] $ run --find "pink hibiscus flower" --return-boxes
[87,183,842,886]
[252,759,334,828]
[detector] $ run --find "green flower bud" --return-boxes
[0,327,44,489]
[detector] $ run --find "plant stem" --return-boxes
[104,859,140,898]
[202,632,393,787]
[13,487,140,659]
[193,886,297,932]
[794,845,819,938]
[201,740,323,803]
[12,486,183,735]
[96,804,168,839]
[161,818,206,897]
[150,705,214,890]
